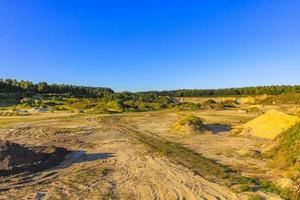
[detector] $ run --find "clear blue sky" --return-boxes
[0,0,299,92]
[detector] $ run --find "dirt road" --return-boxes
[98,129,245,200]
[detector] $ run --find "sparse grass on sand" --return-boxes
[266,122,300,172]
[170,115,211,134]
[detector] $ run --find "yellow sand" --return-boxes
[241,109,300,139]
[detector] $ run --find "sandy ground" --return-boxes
[0,110,284,200]
[126,110,286,182]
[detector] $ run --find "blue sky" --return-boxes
[0,0,299,91]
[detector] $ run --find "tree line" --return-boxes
[0,79,114,97]
[1,79,300,98]
[138,85,300,97]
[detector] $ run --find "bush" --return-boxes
[239,184,252,192]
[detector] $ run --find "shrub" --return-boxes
[239,184,251,192]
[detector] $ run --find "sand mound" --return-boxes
[240,109,300,139]
[0,140,70,175]
[171,115,211,134]
[202,99,224,110]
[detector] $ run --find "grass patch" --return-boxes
[267,122,300,169]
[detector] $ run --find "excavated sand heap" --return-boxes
[0,140,70,175]
[240,109,300,139]
[171,115,212,134]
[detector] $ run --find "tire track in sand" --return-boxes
[106,128,247,200]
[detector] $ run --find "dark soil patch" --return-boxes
[0,140,70,176]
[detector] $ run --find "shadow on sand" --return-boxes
[0,150,115,178]
[68,151,115,164]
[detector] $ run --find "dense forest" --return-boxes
[140,85,300,97]
[1,79,300,98]
[0,79,114,97]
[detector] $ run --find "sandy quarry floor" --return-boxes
[0,110,283,200]
[126,110,283,181]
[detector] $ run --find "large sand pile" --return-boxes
[171,115,212,134]
[240,109,300,139]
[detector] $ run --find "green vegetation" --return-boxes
[2,79,300,115]
[121,125,238,181]
[239,184,252,192]
[257,179,299,200]
[0,79,174,113]
[0,78,113,97]
[46,96,171,113]
[2,79,300,112]
[249,195,264,200]
[267,123,300,170]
